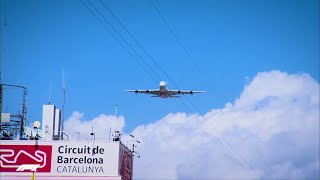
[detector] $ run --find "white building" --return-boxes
[42,104,61,140]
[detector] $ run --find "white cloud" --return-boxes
[64,70,319,179]
[64,111,125,141]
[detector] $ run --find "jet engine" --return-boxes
[146,90,150,93]
[190,91,193,95]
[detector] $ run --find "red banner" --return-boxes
[0,144,52,172]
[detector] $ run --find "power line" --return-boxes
[177,95,262,178]
[80,0,144,76]
[80,0,127,50]
[90,0,162,83]
[80,0,160,84]
[172,97,249,169]
[150,0,209,81]
[101,0,260,177]
[82,1,262,178]
[98,0,180,89]
[149,1,263,177]
[181,93,262,178]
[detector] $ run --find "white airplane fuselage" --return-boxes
[159,81,168,98]
[126,80,204,98]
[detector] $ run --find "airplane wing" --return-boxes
[125,89,160,96]
[168,90,205,96]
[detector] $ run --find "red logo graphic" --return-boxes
[0,144,52,172]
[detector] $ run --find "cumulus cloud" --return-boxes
[64,70,319,179]
[64,112,125,141]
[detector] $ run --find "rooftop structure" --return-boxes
[0,140,133,180]
[0,91,136,180]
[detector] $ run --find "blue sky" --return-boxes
[1,0,319,179]
[1,0,319,133]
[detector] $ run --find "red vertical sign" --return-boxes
[118,144,133,180]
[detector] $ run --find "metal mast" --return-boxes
[61,68,66,140]
[0,0,7,113]
[20,88,27,138]
[0,84,27,139]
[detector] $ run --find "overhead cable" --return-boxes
[151,0,209,81]
[81,0,161,84]
[81,0,262,178]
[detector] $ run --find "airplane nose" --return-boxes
[159,81,166,86]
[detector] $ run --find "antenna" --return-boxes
[114,104,118,120]
[109,105,117,141]
[0,0,8,84]
[48,81,52,104]
[90,126,95,141]
[61,68,66,140]
[108,127,111,141]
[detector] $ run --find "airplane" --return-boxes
[125,81,205,98]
